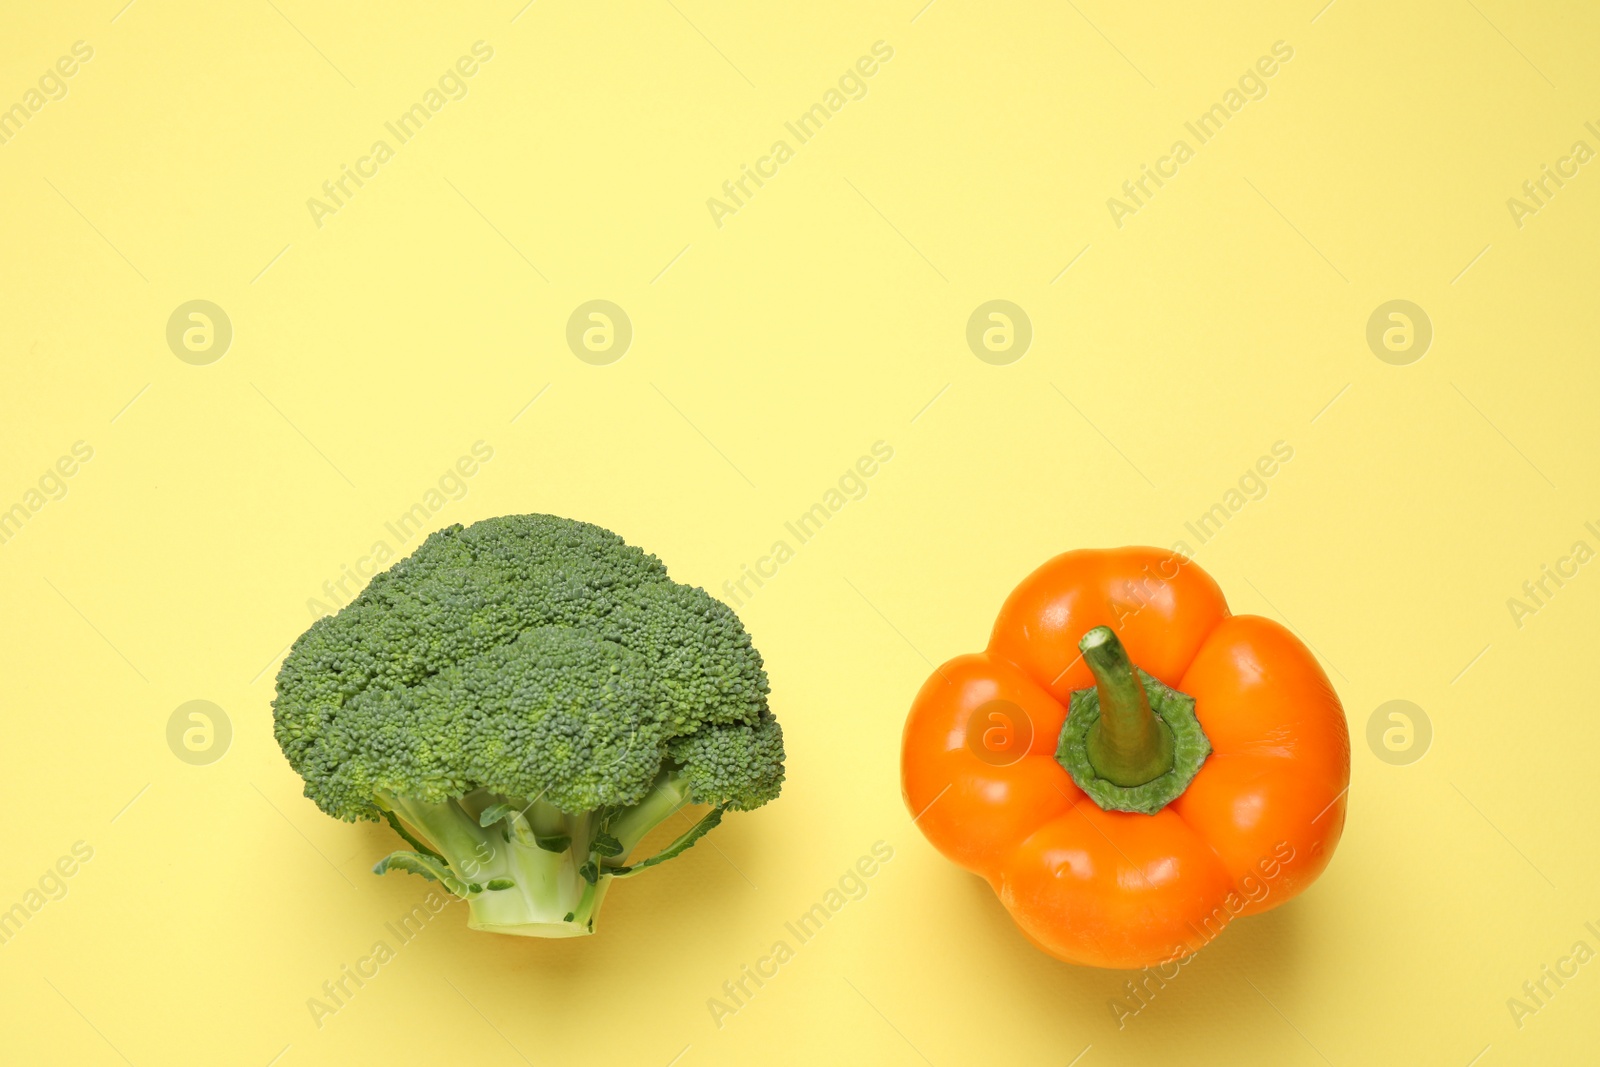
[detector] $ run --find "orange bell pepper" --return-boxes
[900,547,1350,969]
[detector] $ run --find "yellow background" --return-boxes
[2,1,1597,1063]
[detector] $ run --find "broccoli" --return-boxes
[272,514,784,938]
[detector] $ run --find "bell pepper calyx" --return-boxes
[1056,626,1211,815]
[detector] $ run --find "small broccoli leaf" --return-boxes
[378,809,447,864]
[372,850,467,896]
[592,833,624,858]
[607,805,727,879]
[533,833,570,852]
[467,882,484,893]
[578,860,599,885]
[478,802,515,828]
[562,912,575,923]
[485,878,515,891]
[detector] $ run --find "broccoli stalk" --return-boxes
[372,771,719,936]
[272,514,785,939]
[377,792,605,935]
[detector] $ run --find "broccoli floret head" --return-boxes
[272,514,784,937]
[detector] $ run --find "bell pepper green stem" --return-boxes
[1080,626,1175,787]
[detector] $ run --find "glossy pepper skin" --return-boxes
[900,548,1350,969]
